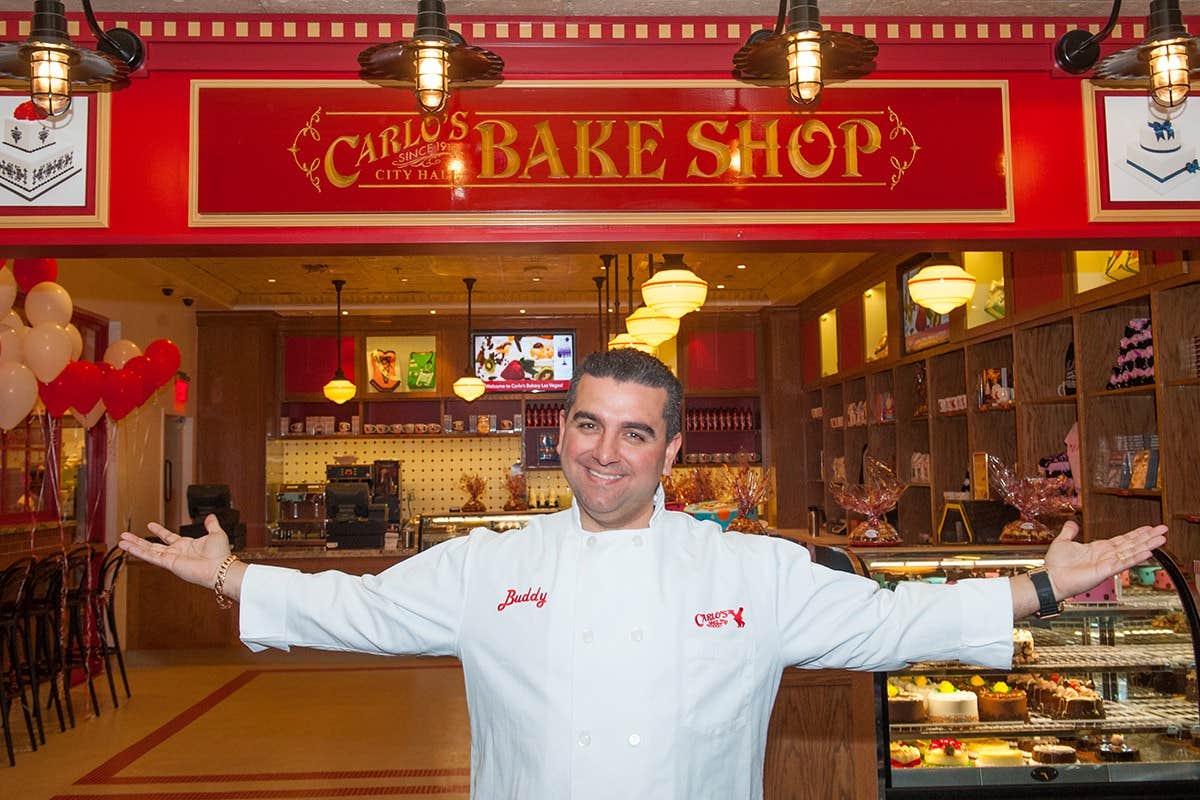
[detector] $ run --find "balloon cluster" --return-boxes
[0,259,182,432]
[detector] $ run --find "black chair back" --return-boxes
[0,557,36,616]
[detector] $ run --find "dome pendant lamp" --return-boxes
[906,252,977,315]
[608,332,656,355]
[640,253,708,319]
[732,0,877,107]
[1096,0,1198,109]
[358,0,504,115]
[452,277,487,402]
[322,279,357,405]
[625,305,679,347]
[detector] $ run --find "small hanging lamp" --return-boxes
[358,0,504,115]
[452,277,487,402]
[1095,0,1199,109]
[625,305,679,347]
[906,253,977,315]
[640,254,708,319]
[608,332,656,355]
[322,279,357,405]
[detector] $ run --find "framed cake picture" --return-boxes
[1084,84,1200,221]
[0,89,109,227]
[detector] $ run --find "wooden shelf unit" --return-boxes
[800,274,1200,565]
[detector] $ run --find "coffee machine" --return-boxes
[324,465,387,548]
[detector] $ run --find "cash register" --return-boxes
[325,465,388,549]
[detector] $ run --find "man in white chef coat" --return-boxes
[122,349,1167,800]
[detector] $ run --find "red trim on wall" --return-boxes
[1011,250,1065,313]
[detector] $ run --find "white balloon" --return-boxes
[0,267,14,315]
[24,322,71,383]
[0,325,23,364]
[1,309,25,335]
[103,338,141,369]
[0,361,37,431]
[63,322,83,361]
[24,281,73,326]
[72,401,106,429]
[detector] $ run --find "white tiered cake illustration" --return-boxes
[0,100,81,201]
[1122,109,1199,194]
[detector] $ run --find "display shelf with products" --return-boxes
[416,509,559,552]
[812,541,1200,797]
[679,395,762,465]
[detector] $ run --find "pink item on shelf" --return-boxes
[1154,569,1175,592]
[1070,575,1121,604]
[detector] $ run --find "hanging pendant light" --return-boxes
[453,277,487,402]
[358,0,503,115]
[322,279,357,405]
[732,0,877,107]
[0,0,146,119]
[907,253,977,315]
[641,253,708,319]
[625,305,679,347]
[608,332,656,355]
[1095,0,1198,109]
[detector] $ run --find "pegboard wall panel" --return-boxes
[279,437,522,515]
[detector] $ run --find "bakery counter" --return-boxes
[125,547,420,650]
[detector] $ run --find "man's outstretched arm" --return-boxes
[1009,520,1168,619]
[119,514,245,600]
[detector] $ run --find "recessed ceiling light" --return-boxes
[736,263,747,270]
[267,278,277,283]
[716,284,726,289]
[519,308,527,314]
[341,310,349,316]
[532,276,541,282]
[430,309,437,315]
[401,277,408,283]
[607,307,613,312]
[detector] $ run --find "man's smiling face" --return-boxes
[557,374,682,532]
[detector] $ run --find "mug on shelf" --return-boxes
[403,422,416,434]
[452,420,465,432]
[362,423,376,434]
[337,421,351,433]
[289,422,304,433]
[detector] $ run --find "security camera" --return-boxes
[182,297,195,307]
[161,287,174,297]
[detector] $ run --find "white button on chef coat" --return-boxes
[581,628,594,643]
[631,627,643,642]
[632,535,644,547]
[241,485,1014,800]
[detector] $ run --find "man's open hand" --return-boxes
[118,514,231,590]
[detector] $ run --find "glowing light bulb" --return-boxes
[28,45,72,118]
[414,41,450,113]
[1149,39,1191,108]
[786,30,822,105]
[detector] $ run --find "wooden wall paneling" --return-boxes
[822,385,845,524]
[894,359,932,543]
[1015,317,1075,401]
[197,311,280,548]
[1017,403,1078,480]
[764,669,877,800]
[929,350,968,526]
[762,309,803,528]
[1080,393,1161,541]
[1160,384,1200,565]
[837,297,864,376]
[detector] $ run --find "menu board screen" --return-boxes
[473,332,574,393]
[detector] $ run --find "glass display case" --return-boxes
[813,543,1200,798]
[417,509,558,552]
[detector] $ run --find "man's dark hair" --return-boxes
[564,349,682,439]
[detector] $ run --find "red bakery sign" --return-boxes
[190,79,1011,226]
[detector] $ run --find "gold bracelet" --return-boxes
[214,554,239,609]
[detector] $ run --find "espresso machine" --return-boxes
[274,483,326,544]
[324,464,388,548]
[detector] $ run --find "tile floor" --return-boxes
[0,650,471,799]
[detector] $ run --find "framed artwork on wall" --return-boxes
[365,335,437,393]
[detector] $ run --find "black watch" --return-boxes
[1028,567,1064,619]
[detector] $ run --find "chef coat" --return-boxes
[241,489,1014,800]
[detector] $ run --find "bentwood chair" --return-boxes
[62,545,101,720]
[0,557,38,766]
[93,546,130,707]
[25,554,69,733]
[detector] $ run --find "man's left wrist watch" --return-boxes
[1028,567,1064,619]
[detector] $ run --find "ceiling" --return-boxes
[74,251,885,315]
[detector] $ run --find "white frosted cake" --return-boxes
[926,681,980,723]
[0,101,79,200]
[1124,114,1198,194]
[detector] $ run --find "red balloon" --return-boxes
[38,365,75,417]
[12,258,58,293]
[70,360,103,414]
[102,367,139,421]
[124,355,156,405]
[144,338,182,387]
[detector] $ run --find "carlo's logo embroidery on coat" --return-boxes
[497,587,549,612]
[693,607,746,629]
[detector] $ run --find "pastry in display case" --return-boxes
[417,509,557,552]
[813,542,1200,797]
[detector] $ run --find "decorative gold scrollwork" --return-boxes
[886,106,920,191]
[288,107,324,193]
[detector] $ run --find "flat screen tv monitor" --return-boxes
[472,331,574,393]
[187,484,231,519]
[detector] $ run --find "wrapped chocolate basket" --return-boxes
[828,457,905,546]
[986,455,1077,544]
